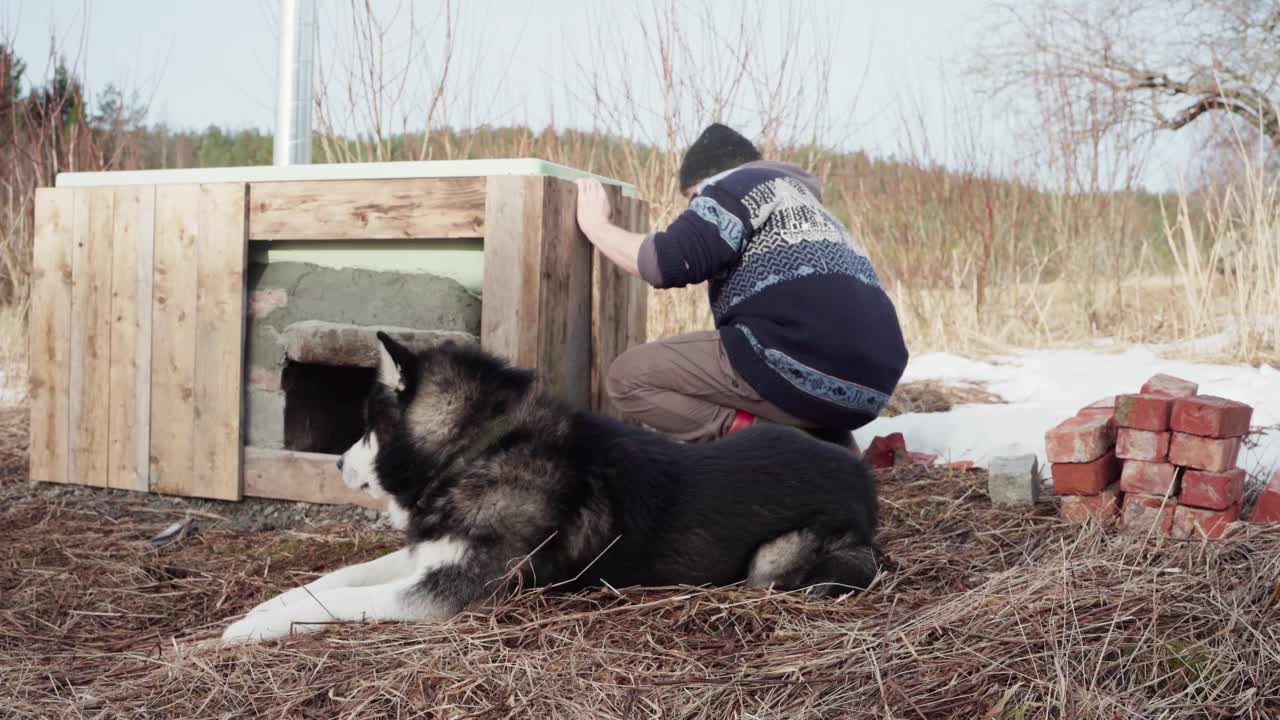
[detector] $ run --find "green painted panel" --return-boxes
[55,157,641,197]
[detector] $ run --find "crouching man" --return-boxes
[575,123,908,451]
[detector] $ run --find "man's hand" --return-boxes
[572,177,647,280]
[575,178,612,235]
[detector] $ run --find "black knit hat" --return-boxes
[678,123,761,192]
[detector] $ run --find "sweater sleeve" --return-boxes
[636,234,664,287]
[648,187,752,288]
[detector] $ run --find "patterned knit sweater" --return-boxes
[642,161,908,430]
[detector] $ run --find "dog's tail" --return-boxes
[746,529,888,597]
[802,533,890,596]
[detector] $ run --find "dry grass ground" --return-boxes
[2,409,1278,719]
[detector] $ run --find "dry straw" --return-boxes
[3,440,1278,718]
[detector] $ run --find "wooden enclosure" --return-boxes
[28,162,649,505]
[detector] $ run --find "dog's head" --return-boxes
[338,332,535,502]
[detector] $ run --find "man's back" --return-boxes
[649,161,909,430]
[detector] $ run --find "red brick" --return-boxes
[1052,452,1121,495]
[1121,493,1176,534]
[1140,374,1198,398]
[1114,394,1172,431]
[1168,433,1242,473]
[1060,484,1122,524]
[1115,428,1171,461]
[1170,396,1253,439]
[1249,470,1280,523]
[1119,461,1180,496]
[1045,414,1116,463]
[1179,468,1245,510]
[1170,503,1240,539]
[865,433,906,469]
[1078,396,1116,419]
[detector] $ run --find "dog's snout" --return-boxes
[336,456,344,471]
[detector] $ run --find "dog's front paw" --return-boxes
[221,612,295,645]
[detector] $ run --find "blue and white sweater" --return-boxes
[639,161,908,430]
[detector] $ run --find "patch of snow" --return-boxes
[0,367,26,406]
[857,345,1280,486]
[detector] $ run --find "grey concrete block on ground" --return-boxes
[988,454,1042,507]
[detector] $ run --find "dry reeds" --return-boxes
[3,3,1279,366]
[3,453,1279,718]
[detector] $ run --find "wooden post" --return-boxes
[590,189,650,418]
[481,176,593,409]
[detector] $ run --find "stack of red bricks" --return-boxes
[1046,373,1260,538]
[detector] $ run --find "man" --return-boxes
[575,123,908,450]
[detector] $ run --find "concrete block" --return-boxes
[988,454,1041,507]
[249,288,288,319]
[247,366,282,392]
[245,387,286,450]
[281,321,478,368]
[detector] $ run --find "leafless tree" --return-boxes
[976,0,1280,163]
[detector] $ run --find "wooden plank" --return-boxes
[150,185,201,496]
[28,188,75,484]
[590,192,651,416]
[191,184,248,501]
[538,177,593,407]
[480,176,541,368]
[621,197,651,349]
[590,186,625,416]
[243,447,384,510]
[248,177,486,241]
[106,185,154,492]
[68,188,115,488]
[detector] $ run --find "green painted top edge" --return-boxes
[53,157,640,196]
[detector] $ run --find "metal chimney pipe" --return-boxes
[273,0,316,166]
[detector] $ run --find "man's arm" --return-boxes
[575,178,646,278]
[576,176,749,289]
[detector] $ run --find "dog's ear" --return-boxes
[375,332,415,391]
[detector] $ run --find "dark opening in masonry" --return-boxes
[282,361,376,454]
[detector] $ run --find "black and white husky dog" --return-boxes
[221,334,885,643]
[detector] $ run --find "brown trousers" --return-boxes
[605,331,819,443]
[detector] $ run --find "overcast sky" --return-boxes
[6,0,1201,191]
